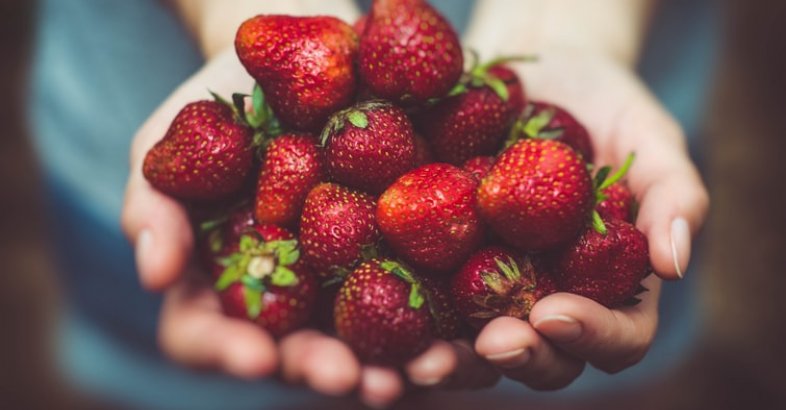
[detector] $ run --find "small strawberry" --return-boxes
[597,182,635,223]
[415,61,527,164]
[377,163,484,273]
[236,15,358,131]
[358,0,463,104]
[451,247,556,329]
[214,226,316,337]
[547,218,651,308]
[143,99,254,200]
[299,183,381,278]
[412,132,435,167]
[255,133,325,227]
[462,156,496,181]
[507,101,595,163]
[477,139,594,251]
[334,259,434,365]
[321,100,416,193]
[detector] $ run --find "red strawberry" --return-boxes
[235,15,358,131]
[548,218,651,308]
[416,63,526,165]
[143,100,254,200]
[255,133,325,226]
[508,101,595,162]
[377,163,484,273]
[597,182,635,222]
[451,247,556,328]
[358,0,463,104]
[299,183,381,278]
[321,100,416,193]
[462,156,496,181]
[412,132,435,167]
[477,139,594,251]
[334,259,434,365]
[214,227,316,337]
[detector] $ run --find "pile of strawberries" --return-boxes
[143,0,651,366]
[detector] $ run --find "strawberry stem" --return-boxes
[599,152,635,191]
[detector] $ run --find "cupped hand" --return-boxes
[121,49,499,408]
[473,48,709,389]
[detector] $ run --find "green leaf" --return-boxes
[239,234,257,252]
[484,77,509,101]
[215,264,243,291]
[209,90,232,107]
[408,283,425,309]
[208,230,223,254]
[446,82,468,97]
[381,260,415,284]
[599,152,635,190]
[591,210,608,235]
[347,111,368,128]
[252,84,265,120]
[523,108,556,138]
[243,286,263,319]
[241,275,265,292]
[494,257,521,282]
[594,166,612,190]
[537,129,564,140]
[270,266,298,287]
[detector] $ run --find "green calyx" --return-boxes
[468,52,537,101]
[212,83,281,150]
[591,152,636,235]
[505,104,565,150]
[380,260,426,310]
[319,100,390,146]
[474,256,539,319]
[214,233,301,319]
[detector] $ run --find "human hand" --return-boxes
[472,48,709,389]
[121,49,499,407]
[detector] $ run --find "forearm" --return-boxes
[464,0,655,67]
[171,0,361,59]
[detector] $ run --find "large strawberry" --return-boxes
[143,99,254,200]
[507,101,595,162]
[358,0,463,104]
[547,218,651,308]
[334,259,434,365]
[377,163,484,273]
[321,100,416,193]
[477,139,594,251]
[416,62,526,165]
[235,15,358,131]
[213,225,316,337]
[299,183,381,279]
[255,133,325,227]
[451,247,556,329]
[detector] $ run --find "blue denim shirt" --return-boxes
[28,1,716,408]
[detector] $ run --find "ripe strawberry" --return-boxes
[415,62,526,164]
[412,132,435,167]
[477,139,594,251]
[334,259,434,365]
[214,226,316,337]
[321,100,416,193]
[235,15,358,131]
[255,133,325,226]
[358,0,463,104]
[377,163,483,273]
[299,183,381,278]
[143,100,254,200]
[507,101,595,162]
[597,181,635,222]
[451,247,556,328]
[548,218,651,308]
[462,156,496,181]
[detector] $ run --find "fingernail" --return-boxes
[485,348,530,369]
[135,229,154,283]
[362,368,394,408]
[670,217,690,279]
[533,315,582,343]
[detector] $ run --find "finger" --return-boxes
[404,340,499,389]
[475,317,585,390]
[359,366,404,409]
[610,101,709,280]
[280,332,361,396]
[530,275,661,374]
[158,273,278,378]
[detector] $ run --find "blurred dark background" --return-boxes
[1,0,785,409]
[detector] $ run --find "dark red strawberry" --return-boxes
[415,62,526,165]
[548,218,651,308]
[377,163,483,273]
[451,247,556,329]
[235,15,358,131]
[255,133,325,226]
[597,182,634,222]
[358,0,463,104]
[321,100,416,193]
[299,183,381,278]
[420,276,463,339]
[477,139,594,251]
[143,100,254,200]
[412,132,435,167]
[334,259,434,365]
[507,101,594,162]
[214,227,316,337]
[462,156,496,181]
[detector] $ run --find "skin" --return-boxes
[122,0,708,406]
